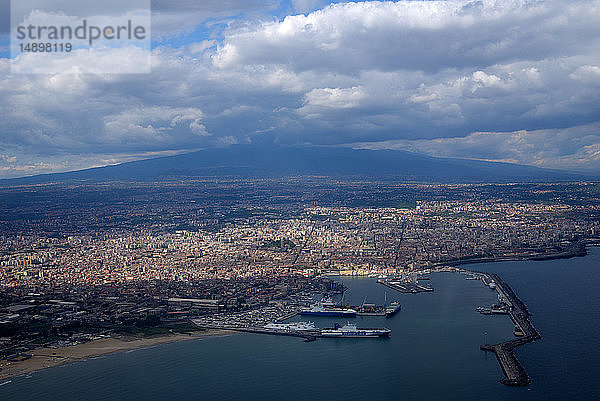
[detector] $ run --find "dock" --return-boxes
[475,272,541,386]
[191,321,319,341]
[274,310,300,322]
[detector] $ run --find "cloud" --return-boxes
[351,123,600,172]
[299,86,366,117]
[570,65,600,86]
[0,154,16,163]
[103,106,209,141]
[1,0,600,177]
[213,0,600,73]
[150,0,282,39]
[0,149,194,178]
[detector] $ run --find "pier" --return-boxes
[191,321,320,341]
[274,310,300,322]
[480,341,530,386]
[474,272,541,386]
[377,279,433,294]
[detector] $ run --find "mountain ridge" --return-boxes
[0,145,591,185]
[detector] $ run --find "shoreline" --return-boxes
[3,244,598,386]
[0,329,230,382]
[435,240,591,268]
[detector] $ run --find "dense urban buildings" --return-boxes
[1,179,599,361]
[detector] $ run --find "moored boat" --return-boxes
[320,323,391,338]
[385,301,402,318]
[300,304,357,317]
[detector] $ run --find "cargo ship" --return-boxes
[385,301,402,318]
[320,323,391,338]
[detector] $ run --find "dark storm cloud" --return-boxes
[1,0,600,177]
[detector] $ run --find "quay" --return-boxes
[474,272,541,386]
[274,310,300,322]
[191,321,319,341]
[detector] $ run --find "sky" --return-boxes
[0,0,600,178]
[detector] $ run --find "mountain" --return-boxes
[0,145,590,184]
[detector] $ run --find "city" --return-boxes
[1,179,599,377]
[2,0,600,398]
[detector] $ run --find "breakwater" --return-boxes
[440,241,587,268]
[474,272,541,386]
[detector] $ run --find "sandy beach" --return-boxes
[0,330,229,381]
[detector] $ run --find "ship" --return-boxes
[300,304,357,317]
[320,323,391,338]
[300,298,357,317]
[476,304,508,315]
[264,321,317,332]
[385,301,402,318]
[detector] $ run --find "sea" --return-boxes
[2,247,600,400]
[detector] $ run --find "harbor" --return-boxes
[300,297,402,318]
[377,266,541,386]
[0,267,557,398]
[188,267,539,385]
[191,293,398,340]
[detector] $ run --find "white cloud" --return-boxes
[351,123,600,172]
[188,40,217,54]
[301,86,366,112]
[213,0,600,73]
[570,65,600,85]
[103,106,209,142]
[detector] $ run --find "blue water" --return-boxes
[473,247,600,400]
[2,248,599,400]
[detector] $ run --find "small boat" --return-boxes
[385,301,402,318]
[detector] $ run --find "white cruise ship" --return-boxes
[320,323,391,338]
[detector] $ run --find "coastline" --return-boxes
[435,239,592,268]
[0,329,230,382]
[3,244,598,386]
